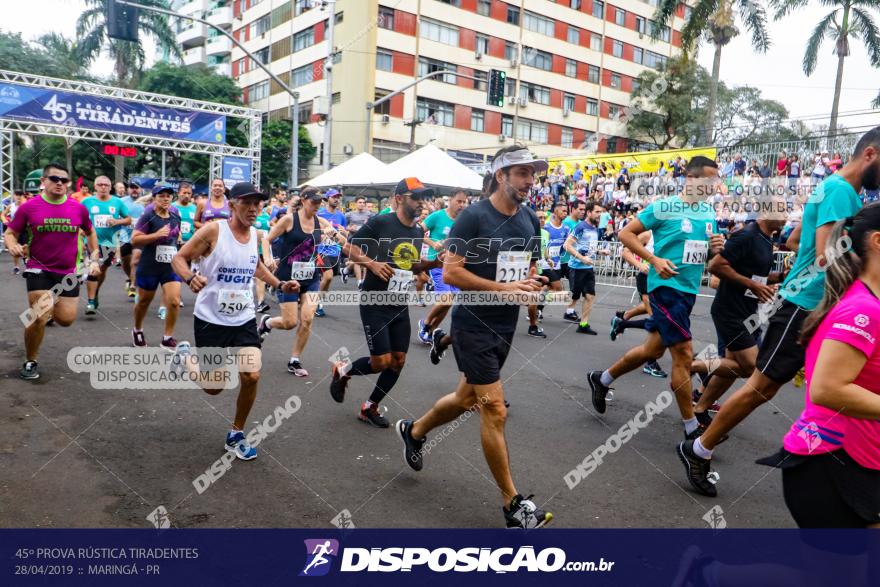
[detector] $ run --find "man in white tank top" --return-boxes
[171,182,300,461]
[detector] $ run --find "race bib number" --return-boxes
[93,214,112,229]
[420,244,430,258]
[744,275,768,298]
[548,245,561,259]
[217,289,253,316]
[155,245,176,263]
[181,221,192,235]
[496,251,531,283]
[682,240,708,265]
[290,262,315,281]
[537,258,550,271]
[388,269,413,293]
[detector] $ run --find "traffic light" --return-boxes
[107,0,139,43]
[487,69,506,107]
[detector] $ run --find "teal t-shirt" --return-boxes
[422,208,455,261]
[638,195,717,295]
[780,174,862,310]
[174,202,197,242]
[81,195,129,247]
[254,213,270,232]
[560,216,579,264]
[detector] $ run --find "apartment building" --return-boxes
[172,0,234,76]
[230,0,689,177]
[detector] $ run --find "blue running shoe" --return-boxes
[225,431,257,461]
[609,316,622,341]
[417,320,432,345]
[157,306,167,320]
[314,305,326,317]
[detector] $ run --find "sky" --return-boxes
[5,0,880,134]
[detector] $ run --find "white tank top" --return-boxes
[194,220,259,327]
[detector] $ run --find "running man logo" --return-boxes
[702,505,727,530]
[797,421,822,453]
[391,242,419,271]
[300,539,339,577]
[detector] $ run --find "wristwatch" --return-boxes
[185,275,196,285]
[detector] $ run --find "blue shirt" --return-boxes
[317,207,346,255]
[544,220,570,269]
[118,196,143,245]
[568,221,601,270]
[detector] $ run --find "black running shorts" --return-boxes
[451,328,514,386]
[569,268,596,299]
[755,299,808,384]
[193,316,261,349]
[25,270,80,297]
[359,304,411,355]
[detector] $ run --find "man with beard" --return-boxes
[678,129,878,498]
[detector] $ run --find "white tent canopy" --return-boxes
[378,144,484,192]
[299,152,387,188]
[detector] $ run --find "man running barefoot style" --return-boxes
[81,175,131,315]
[329,178,438,428]
[677,129,877,497]
[4,163,100,380]
[397,147,553,529]
[171,182,300,460]
[587,156,725,438]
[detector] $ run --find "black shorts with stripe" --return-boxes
[755,299,808,384]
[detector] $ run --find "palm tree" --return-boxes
[654,0,770,145]
[36,33,91,80]
[76,0,181,86]
[771,0,880,140]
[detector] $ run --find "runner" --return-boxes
[131,185,182,349]
[587,156,724,437]
[259,187,344,376]
[610,231,668,378]
[564,201,607,335]
[526,208,566,338]
[253,200,274,314]
[158,182,197,320]
[3,163,100,380]
[195,178,231,228]
[171,181,300,460]
[533,200,571,334]
[416,189,468,344]
[329,178,437,428]
[119,181,145,300]
[561,200,586,322]
[344,196,374,288]
[1,191,29,275]
[677,131,876,497]
[688,202,786,427]
[314,188,347,317]
[396,147,553,528]
[81,175,131,315]
[757,203,880,527]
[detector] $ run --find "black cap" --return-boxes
[394,177,434,199]
[229,182,268,201]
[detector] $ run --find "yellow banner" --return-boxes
[550,146,717,178]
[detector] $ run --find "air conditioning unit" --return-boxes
[562,107,571,117]
[507,96,517,105]
[381,114,390,124]
[342,144,354,155]
[498,134,507,142]
[517,96,527,107]
[475,50,483,60]
[510,57,518,67]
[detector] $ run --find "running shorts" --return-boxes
[24,270,80,297]
[194,315,261,350]
[429,267,459,293]
[541,267,563,284]
[277,278,321,303]
[755,299,808,384]
[135,269,181,291]
[569,268,596,299]
[359,304,411,355]
[710,309,759,353]
[120,242,133,257]
[645,286,696,347]
[451,328,514,386]
[636,272,648,297]
[559,263,569,281]
[317,253,341,275]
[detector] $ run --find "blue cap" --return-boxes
[151,184,174,196]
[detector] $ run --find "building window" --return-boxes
[249,80,269,102]
[477,0,490,16]
[608,104,621,119]
[562,128,573,148]
[505,41,518,62]
[571,0,582,9]
[437,0,461,6]
[293,27,315,52]
[650,20,671,42]
[472,69,488,91]
[501,115,513,137]
[294,0,311,16]
[291,64,313,87]
[515,119,548,143]
[607,137,618,152]
[420,18,460,46]
[590,32,602,51]
[471,109,485,132]
[505,77,516,97]
[633,47,643,64]
[376,50,393,72]
[418,57,457,83]
[563,93,576,112]
[645,50,667,69]
[635,16,645,34]
[610,73,621,89]
[373,90,390,116]
[524,11,554,36]
[632,79,640,93]
[476,34,489,55]
[565,58,577,77]
[297,101,313,123]
[416,98,454,127]
[592,0,604,19]
[567,26,579,45]
[612,40,623,58]
[521,81,551,105]
[378,7,394,30]
[254,46,270,64]
[251,14,270,36]
[525,48,552,71]
[587,98,598,115]
[615,8,625,26]
[587,65,599,84]
[507,5,520,25]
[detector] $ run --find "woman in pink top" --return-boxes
[759,203,880,527]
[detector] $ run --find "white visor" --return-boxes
[490,149,549,174]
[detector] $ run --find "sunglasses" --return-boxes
[46,176,70,184]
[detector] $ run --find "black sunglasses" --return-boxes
[46,176,70,184]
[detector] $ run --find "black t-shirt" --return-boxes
[447,199,541,333]
[712,222,774,320]
[135,205,181,274]
[352,212,424,299]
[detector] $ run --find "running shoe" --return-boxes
[504,494,553,529]
[255,301,270,314]
[615,310,625,319]
[562,311,580,323]
[609,316,622,341]
[359,403,390,428]
[677,440,717,497]
[20,360,39,380]
[576,324,598,335]
[643,361,667,378]
[12,266,20,275]
[587,370,611,414]
[132,330,146,347]
[417,320,432,345]
[329,362,350,403]
[695,410,714,429]
[157,306,167,321]
[396,419,425,471]
[537,309,543,321]
[314,304,326,317]
[115,259,122,267]
[687,421,728,444]
[160,337,178,351]
[169,341,191,379]
[340,266,349,284]
[429,328,448,365]
[258,314,272,340]
[287,359,309,377]
[692,389,722,412]
[225,431,257,461]
[127,285,136,299]
[85,301,97,316]
[527,325,547,338]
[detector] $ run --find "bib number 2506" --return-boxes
[496,251,531,283]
